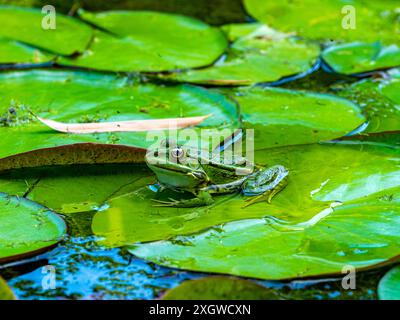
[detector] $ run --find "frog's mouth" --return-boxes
[148,162,193,174]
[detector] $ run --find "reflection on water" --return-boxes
[0,233,382,300]
[4,236,199,300]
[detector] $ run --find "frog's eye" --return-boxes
[170,147,185,160]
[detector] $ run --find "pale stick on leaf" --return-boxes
[37,114,212,134]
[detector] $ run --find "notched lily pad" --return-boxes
[0,192,66,263]
[161,23,320,85]
[162,276,281,300]
[378,266,400,300]
[61,10,227,72]
[322,42,400,75]
[0,5,93,55]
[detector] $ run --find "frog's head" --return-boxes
[145,139,208,189]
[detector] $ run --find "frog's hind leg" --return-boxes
[242,165,288,208]
[200,176,248,194]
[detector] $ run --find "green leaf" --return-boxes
[0,37,54,65]
[25,164,154,214]
[322,42,400,75]
[337,77,400,133]
[92,142,399,248]
[162,276,281,300]
[243,0,400,44]
[61,10,227,72]
[0,192,66,263]
[0,70,239,168]
[0,277,16,300]
[126,142,400,280]
[0,5,92,55]
[227,86,365,149]
[378,266,400,300]
[163,23,320,85]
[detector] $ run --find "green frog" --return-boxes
[145,140,288,208]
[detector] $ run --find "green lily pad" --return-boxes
[337,77,400,133]
[227,86,365,149]
[0,192,66,263]
[322,42,400,75]
[243,0,400,44]
[0,277,16,300]
[0,70,239,168]
[162,276,281,300]
[378,266,400,300]
[0,37,54,65]
[25,164,154,214]
[0,5,92,55]
[130,188,400,280]
[125,142,400,280]
[61,10,227,72]
[92,142,399,250]
[163,23,320,85]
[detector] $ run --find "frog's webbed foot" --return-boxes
[152,191,214,208]
[241,165,288,208]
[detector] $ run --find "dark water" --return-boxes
[1,232,386,300]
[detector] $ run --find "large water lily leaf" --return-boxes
[0,70,239,168]
[26,165,154,214]
[0,37,54,65]
[337,77,400,133]
[162,276,281,300]
[163,23,320,85]
[0,193,66,263]
[378,266,400,300]
[92,142,399,252]
[130,188,400,280]
[125,142,400,280]
[61,10,227,72]
[225,86,365,149]
[322,42,400,75]
[243,0,400,44]
[0,277,16,300]
[0,6,92,55]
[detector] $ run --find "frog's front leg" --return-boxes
[242,165,288,207]
[152,190,214,208]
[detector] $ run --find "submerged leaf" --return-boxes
[162,276,281,300]
[0,277,16,300]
